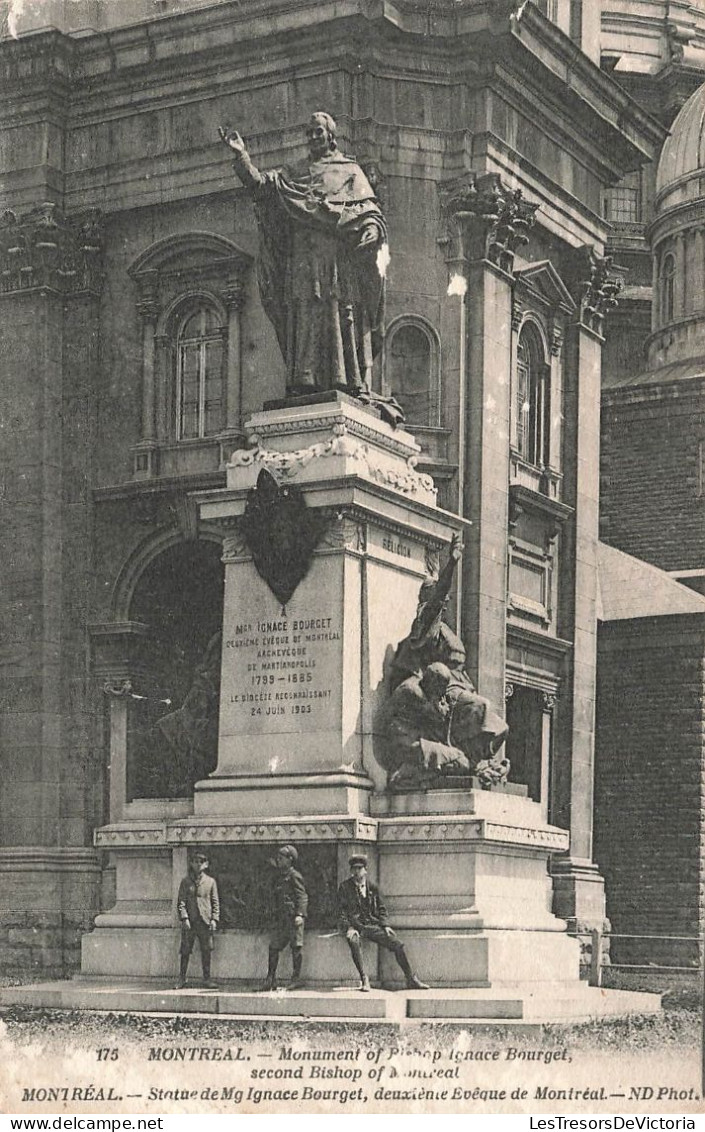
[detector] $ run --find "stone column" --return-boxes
[223,278,245,430]
[693,229,705,319]
[104,685,130,822]
[133,270,159,478]
[440,173,538,706]
[676,231,686,319]
[0,205,104,973]
[218,277,247,466]
[552,248,621,931]
[540,691,555,824]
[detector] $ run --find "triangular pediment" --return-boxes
[515,260,576,314]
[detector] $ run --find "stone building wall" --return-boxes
[594,614,705,968]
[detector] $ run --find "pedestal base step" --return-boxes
[0,979,661,1024]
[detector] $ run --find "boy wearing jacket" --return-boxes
[261,844,308,991]
[176,851,219,988]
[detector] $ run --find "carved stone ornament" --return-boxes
[221,527,250,563]
[230,423,436,499]
[573,246,623,336]
[0,203,104,296]
[318,511,367,553]
[440,172,539,271]
[240,468,327,611]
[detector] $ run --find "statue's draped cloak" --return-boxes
[253,153,387,391]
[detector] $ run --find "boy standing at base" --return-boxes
[176,851,220,989]
[261,844,308,991]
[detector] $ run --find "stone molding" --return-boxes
[0,203,104,297]
[244,406,420,460]
[0,848,101,871]
[94,816,378,847]
[378,816,569,850]
[94,813,567,850]
[95,825,167,848]
[220,507,441,564]
[483,822,567,849]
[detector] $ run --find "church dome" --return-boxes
[656,81,705,207]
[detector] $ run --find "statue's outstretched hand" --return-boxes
[219,126,246,155]
[450,532,464,561]
[357,223,379,249]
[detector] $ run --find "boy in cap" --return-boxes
[338,854,428,992]
[261,844,308,991]
[176,850,220,988]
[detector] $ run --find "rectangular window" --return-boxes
[179,342,200,440]
[603,172,641,224]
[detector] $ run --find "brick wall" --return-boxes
[600,380,705,573]
[594,614,705,968]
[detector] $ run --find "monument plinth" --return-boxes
[194,393,452,820]
[81,392,587,992]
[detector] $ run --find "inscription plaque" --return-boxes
[219,559,344,746]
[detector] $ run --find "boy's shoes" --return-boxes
[358,976,371,993]
[405,976,429,990]
[203,980,218,989]
[175,980,187,989]
[260,978,277,992]
[286,978,305,991]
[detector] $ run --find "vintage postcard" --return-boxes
[0,0,703,1118]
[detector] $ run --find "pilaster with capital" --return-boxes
[571,246,623,339]
[222,276,246,433]
[439,172,539,274]
[438,173,538,707]
[135,270,160,448]
[548,245,613,931]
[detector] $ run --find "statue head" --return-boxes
[420,662,453,702]
[306,111,337,159]
[418,578,438,605]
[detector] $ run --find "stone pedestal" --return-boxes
[194,393,455,819]
[84,394,586,1002]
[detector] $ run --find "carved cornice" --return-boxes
[377,815,568,851]
[168,817,378,844]
[439,172,539,273]
[570,246,624,337]
[247,410,419,461]
[230,426,436,499]
[0,204,104,297]
[95,825,167,848]
[96,816,379,847]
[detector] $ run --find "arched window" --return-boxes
[515,324,550,467]
[385,320,438,427]
[661,252,676,325]
[175,304,224,440]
